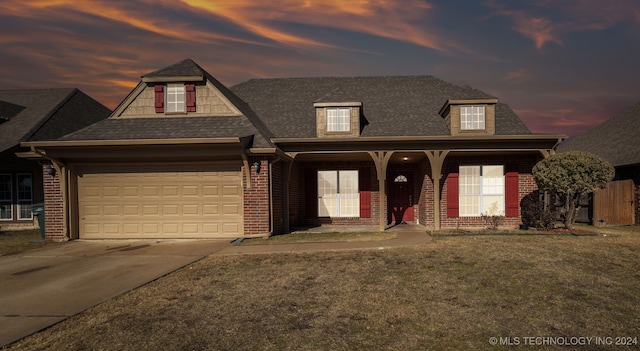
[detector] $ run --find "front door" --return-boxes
[389,174,413,224]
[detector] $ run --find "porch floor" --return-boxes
[291,222,427,234]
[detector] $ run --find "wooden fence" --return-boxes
[593,179,635,226]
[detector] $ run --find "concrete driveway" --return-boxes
[0,239,231,347]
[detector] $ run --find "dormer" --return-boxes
[314,102,362,137]
[113,59,241,118]
[439,98,498,136]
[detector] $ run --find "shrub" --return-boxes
[532,151,613,230]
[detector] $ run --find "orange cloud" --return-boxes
[513,17,562,50]
[485,0,639,50]
[180,0,452,53]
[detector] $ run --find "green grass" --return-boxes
[0,229,47,256]
[240,231,397,245]
[8,225,640,350]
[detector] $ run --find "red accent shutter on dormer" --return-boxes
[359,167,371,218]
[446,166,459,218]
[154,85,164,113]
[186,83,196,112]
[505,164,519,217]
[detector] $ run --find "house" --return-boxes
[0,89,110,230]
[558,103,640,225]
[21,59,565,241]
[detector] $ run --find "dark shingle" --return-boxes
[230,76,532,138]
[60,116,272,148]
[142,58,205,78]
[0,88,109,153]
[559,102,640,167]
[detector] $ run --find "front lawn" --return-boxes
[8,227,640,350]
[0,229,46,256]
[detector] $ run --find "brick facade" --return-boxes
[439,154,540,228]
[243,158,271,236]
[286,154,543,231]
[39,153,547,240]
[293,161,378,228]
[42,161,66,241]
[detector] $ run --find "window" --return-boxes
[459,165,504,216]
[318,170,359,217]
[0,174,12,220]
[17,174,32,220]
[461,105,485,130]
[166,83,185,113]
[326,107,350,132]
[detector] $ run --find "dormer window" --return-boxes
[327,107,351,132]
[439,99,497,136]
[166,83,185,113]
[153,83,197,114]
[460,105,485,130]
[315,102,362,137]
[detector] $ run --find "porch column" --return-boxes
[368,151,393,231]
[425,150,449,230]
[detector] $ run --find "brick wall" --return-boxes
[243,158,270,235]
[294,161,378,228]
[439,154,540,229]
[42,161,66,241]
[416,158,434,227]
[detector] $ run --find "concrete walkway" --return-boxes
[0,224,430,347]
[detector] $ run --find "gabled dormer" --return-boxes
[112,59,241,118]
[314,102,362,137]
[439,98,498,136]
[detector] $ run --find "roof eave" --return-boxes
[272,134,566,153]
[141,75,205,83]
[22,137,247,148]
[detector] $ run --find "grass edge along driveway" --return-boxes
[7,226,640,350]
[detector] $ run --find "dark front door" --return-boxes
[389,174,413,224]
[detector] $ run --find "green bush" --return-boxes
[532,151,613,230]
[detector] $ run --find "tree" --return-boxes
[532,151,614,230]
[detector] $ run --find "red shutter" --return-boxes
[305,169,318,218]
[186,83,196,112]
[359,168,371,218]
[505,164,519,217]
[154,85,164,113]
[446,166,459,218]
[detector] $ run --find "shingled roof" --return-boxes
[64,59,274,149]
[230,75,531,138]
[0,88,110,153]
[558,102,640,167]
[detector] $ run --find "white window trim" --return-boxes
[459,165,505,217]
[461,105,485,131]
[17,173,33,220]
[326,107,351,132]
[0,174,12,220]
[318,170,359,218]
[166,83,186,113]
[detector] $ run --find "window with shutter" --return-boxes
[458,165,505,216]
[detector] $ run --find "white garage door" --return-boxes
[77,166,243,239]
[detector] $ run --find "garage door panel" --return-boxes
[78,168,243,239]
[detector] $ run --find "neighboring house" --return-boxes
[0,88,111,230]
[559,103,640,225]
[22,59,565,241]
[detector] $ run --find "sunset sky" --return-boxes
[1,0,639,138]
